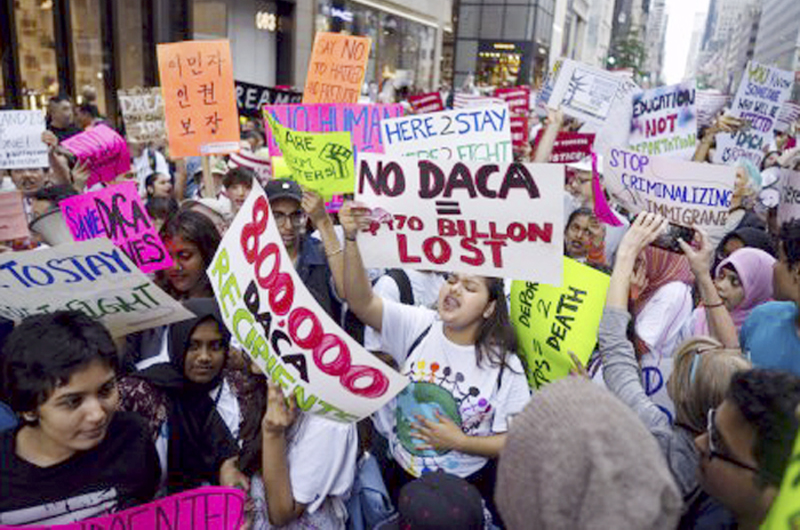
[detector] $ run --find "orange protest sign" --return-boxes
[157,40,240,158]
[303,32,371,105]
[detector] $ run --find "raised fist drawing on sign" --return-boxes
[318,142,353,180]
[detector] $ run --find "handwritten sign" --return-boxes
[235,80,303,118]
[714,62,794,167]
[264,103,404,158]
[0,487,247,529]
[695,90,729,127]
[118,87,167,144]
[157,40,240,158]
[546,59,626,125]
[510,259,610,389]
[209,184,407,422]
[533,131,595,163]
[354,154,564,283]
[0,192,30,241]
[380,105,513,162]
[303,32,371,105]
[604,148,736,236]
[453,92,505,109]
[0,239,192,337]
[580,75,640,158]
[494,86,531,115]
[537,60,563,110]
[0,110,48,169]
[265,113,355,198]
[510,116,529,151]
[776,101,800,133]
[629,80,697,159]
[408,92,445,114]
[60,124,132,187]
[59,182,173,274]
[759,426,800,530]
[777,168,800,226]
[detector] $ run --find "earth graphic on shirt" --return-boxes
[395,381,462,457]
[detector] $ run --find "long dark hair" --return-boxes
[474,277,518,369]
[156,209,221,299]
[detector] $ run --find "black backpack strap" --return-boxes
[407,324,433,359]
[385,269,414,306]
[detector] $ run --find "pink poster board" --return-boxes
[534,131,596,164]
[59,182,173,273]
[494,86,531,115]
[60,124,132,187]
[263,103,404,157]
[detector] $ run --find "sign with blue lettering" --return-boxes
[379,105,513,162]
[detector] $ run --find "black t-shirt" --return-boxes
[48,124,82,142]
[0,411,159,526]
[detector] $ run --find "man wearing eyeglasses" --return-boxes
[265,179,345,322]
[695,369,800,529]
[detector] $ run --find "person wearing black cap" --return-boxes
[264,179,345,321]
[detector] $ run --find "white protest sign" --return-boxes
[0,111,48,170]
[604,148,736,236]
[579,76,640,158]
[207,184,408,423]
[629,80,697,159]
[453,93,505,109]
[380,105,513,162]
[0,239,193,337]
[118,87,167,144]
[778,168,800,226]
[354,153,564,284]
[546,60,626,125]
[776,101,800,133]
[714,62,793,167]
[695,90,729,127]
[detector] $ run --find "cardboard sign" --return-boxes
[59,182,173,274]
[510,259,610,389]
[0,191,30,241]
[303,32,371,105]
[776,101,800,133]
[157,40,240,157]
[759,427,800,530]
[494,86,531,115]
[777,168,800,226]
[546,60,627,125]
[510,116,529,151]
[235,80,303,118]
[695,90,729,127]
[408,92,445,114]
[714,62,794,167]
[0,110,48,169]
[264,103,404,158]
[60,124,132,187]
[117,87,167,144]
[208,184,408,422]
[629,80,697,159]
[0,239,193,337]
[0,487,246,529]
[604,148,736,236]
[380,105,513,162]
[265,113,355,198]
[354,154,564,284]
[533,131,595,164]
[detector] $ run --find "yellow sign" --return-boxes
[510,258,610,390]
[760,426,800,529]
[271,156,292,179]
[265,112,355,198]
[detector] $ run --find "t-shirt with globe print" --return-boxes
[379,301,531,478]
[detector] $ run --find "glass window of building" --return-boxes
[194,0,229,39]
[69,0,107,114]
[14,0,59,109]
[115,0,145,89]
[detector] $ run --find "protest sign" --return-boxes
[354,154,564,283]
[510,259,609,389]
[157,40,240,158]
[117,87,167,144]
[546,59,627,125]
[776,101,800,133]
[235,80,303,118]
[629,80,697,159]
[714,62,794,167]
[759,425,800,530]
[380,105,513,162]
[0,487,247,529]
[580,76,641,158]
[0,192,30,242]
[60,124,131,187]
[265,113,355,198]
[604,148,736,236]
[0,239,192,337]
[494,86,531,115]
[533,131,595,163]
[263,103,404,158]
[537,60,563,110]
[777,168,800,226]
[208,184,408,422]
[453,92,505,109]
[510,116,529,151]
[408,92,445,114]
[0,110,48,170]
[59,182,173,274]
[303,32,371,105]
[695,90,730,127]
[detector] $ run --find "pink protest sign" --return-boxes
[0,487,247,530]
[510,116,529,151]
[59,182,173,273]
[534,131,596,164]
[494,86,531,115]
[60,124,131,187]
[263,103,404,157]
[408,92,445,114]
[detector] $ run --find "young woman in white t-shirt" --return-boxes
[339,202,531,513]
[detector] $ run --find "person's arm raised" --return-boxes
[532,107,564,163]
[302,190,345,299]
[340,201,384,332]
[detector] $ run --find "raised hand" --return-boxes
[262,382,298,437]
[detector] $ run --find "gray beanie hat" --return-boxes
[496,378,682,530]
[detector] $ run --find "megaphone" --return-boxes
[29,208,73,246]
